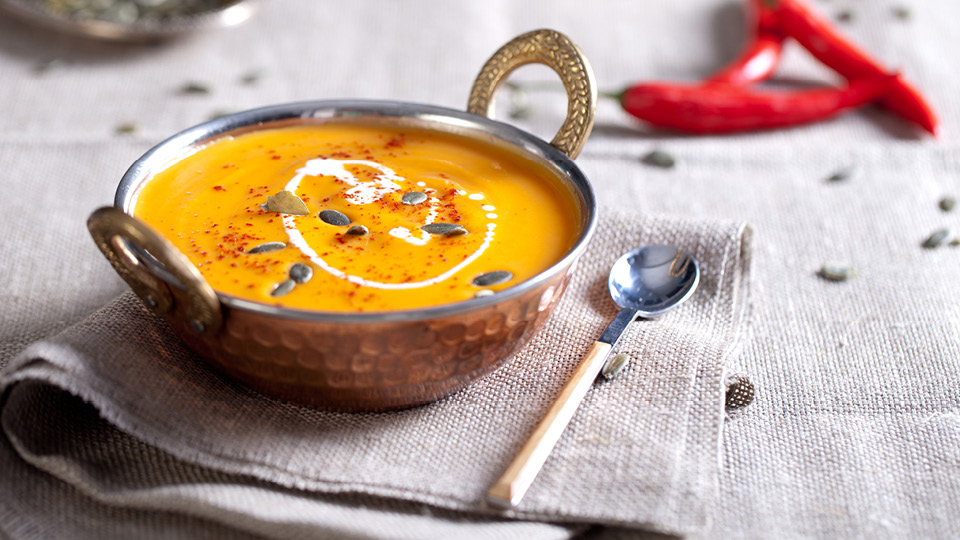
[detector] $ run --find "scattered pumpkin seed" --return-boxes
[641,150,675,169]
[826,165,859,183]
[35,58,64,75]
[836,10,853,23]
[240,68,266,85]
[319,209,351,226]
[114,122,138,135]
[265,190,309,215]
[271,279,296,297]
[474,289,495,298]
[247,241,286,254]
[289,263,313,283]
[950,238,960,247]
[401,191,428,205]
[922,228,952,249]
[422,223,467,236]
[181,81,211,95]
[345,225,369,236]
[601,353,630,380]
[472,270,513,287]
[725,375,756,411]
[939,196,956,212]
[892,6,910,20]
[209,109,234,121]
[818,262,856,282]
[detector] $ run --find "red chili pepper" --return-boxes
[619,75,895,134]
[772,0,940,136]
[706,0,784,85]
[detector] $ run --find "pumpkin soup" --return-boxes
[133,123,580,311]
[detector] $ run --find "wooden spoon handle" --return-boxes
[487,340,613,507]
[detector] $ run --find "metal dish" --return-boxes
[0,0,256,42]
[87,29,598,411]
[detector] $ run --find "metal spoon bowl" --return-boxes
[488,244,701,508]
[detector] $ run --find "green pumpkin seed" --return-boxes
[922,228,952,249]
[401,191,427,205]
[641,150,675,169]
[892,6,911,20]
[289,263,313,283]
[472,270,513,287]
[422,223,466,236]
[939,196,956,212]
[319,209,351,226]
[240,68,266,85]
[181,81,211,95]
[826,165,859,183]
[271,279,296,297]
[35,58,65,75]
[247,241,286,254]
[115,122,138,135]
[265,190,309,215]
[818,262,855,282]
[601,353,630,380]
[345,225,369,236]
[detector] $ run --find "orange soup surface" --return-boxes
[133,123,580,312]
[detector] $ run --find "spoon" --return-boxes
[487,244,700,508]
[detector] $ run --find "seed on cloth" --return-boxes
[401,191,427,205]
[725,375,755,411]
[422,223,466,236]
[247,242,286,254]
[939,196,956,212]
[271,279,296,297]
[641,150,675,169]
[922,228,952,249]
[289,263,313,283]
[345,225,369,236]
[472,271,513,287]
[826,165,859,183]
[264,191,309,215]
[601,353,630,380]
[818,262,855,282]
[115,122,138,135]
[319,209,351,226]
[181,81,211,95]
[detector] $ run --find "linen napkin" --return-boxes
[0,208,752,538]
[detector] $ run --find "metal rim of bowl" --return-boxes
[115,99,598,324]
[0,0,257,41]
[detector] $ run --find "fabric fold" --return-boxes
[0,209,753,538]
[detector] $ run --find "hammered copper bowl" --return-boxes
[87,29,598,411]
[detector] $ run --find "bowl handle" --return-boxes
[467,29,597,159]
[87,207,222,337]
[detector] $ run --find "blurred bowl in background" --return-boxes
[0,0,257,42]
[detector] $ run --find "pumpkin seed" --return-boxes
[345,225,369,236]
[289,263,313,283]
[922,228,952,249]
[474,289,495,298]
[950,238,960,247]
[35,58,64,75]
[115,122,138,135]
[641,150,675,169]
[247,241,286,254]
[240,68,266,85]
[319,209,351,226]
[422,223,466,236]
[892,6,911,20]
[181,81,211,95]
[939,196,956,212]
[401,191,427,205]
[271,279,296,297]
[601,353,630,380]
[265,190,309,215]
[836,10,853,23]
[818,262,855,282]
[472,270,513,287]
[826,165,859,183]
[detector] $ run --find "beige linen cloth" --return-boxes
[1,204,751,538]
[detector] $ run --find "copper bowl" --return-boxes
[87,29,598,411]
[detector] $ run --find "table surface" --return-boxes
[1,1,958,538]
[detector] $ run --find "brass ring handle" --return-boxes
[87,207,222,337]
[467,29,597,159]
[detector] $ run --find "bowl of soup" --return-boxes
[88,29,598,411]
